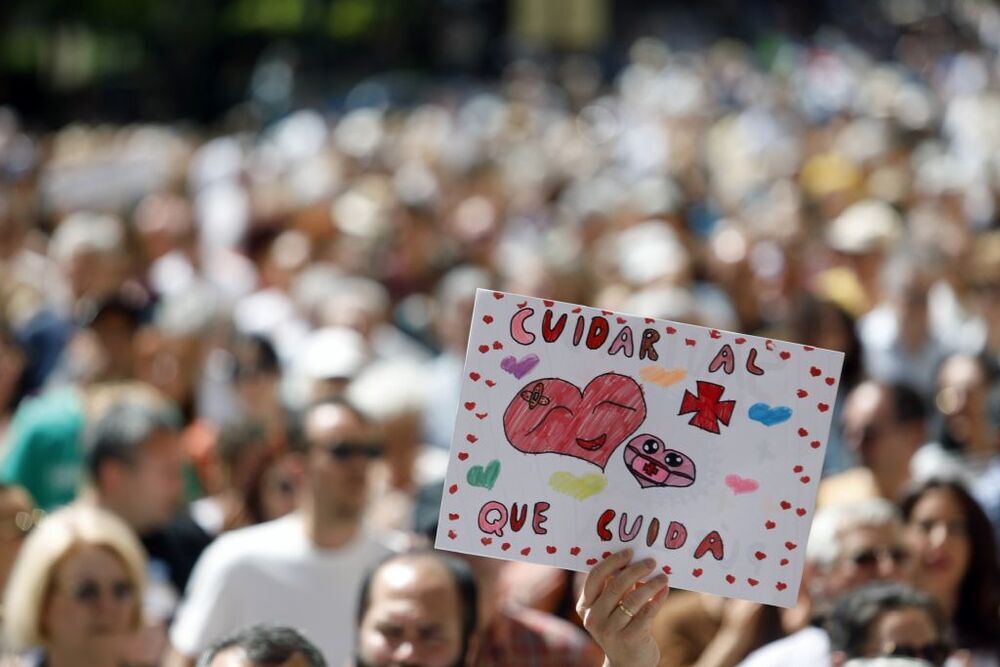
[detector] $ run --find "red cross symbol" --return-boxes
[679,381,736,434]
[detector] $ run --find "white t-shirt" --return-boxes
[169,513,395,666]
[738,626,830,667]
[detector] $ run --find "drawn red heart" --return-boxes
[449,484,458,494]
[825,377,835,386]
[765,520,776,529]
[464,402,476,411]
[748,578,759,586]
[780,558,789,566]
[796,507,807,516]
[457,452,469,461]
[492,341,503,350]
[475,412,488,420]
[810,440,821,449]
[501,542,511,551]
[780,351,791,360]
[478,345,489,354]
[517,301,527,308]
[798,428,809,437]
[493,292,504,300]
[470,372,481,381]
[572,307,582,313]
[485,380,496,387]
[570,546,581,556]
[780,501,792,510]
[662,565,671,574]
[481,537,492,545]
[546,546,557,554]
[797,389,808,398]
[466,434,478,443]
[665,326,677,334]
[520,547,531,556]
[586,558,598,565]
[692,568,703,577]
[755,551,767,560]
[448,530,457,539]
[710,329,721,339]
[818,403,829,412]
[645,318,654,324]
[448,513,459,520]
[685,338,696,347]
[776,582,787,591]
[810,366,822,377]
[785,541,797,550]
[483,315,494,324]
[601,310,613,316]
[725,574,735,584]
[602,551,612,559]
[617,317,627,324]
[735,337,746,344]
[793,465,803,473]
[800,476,811,484]
[765,340,775,351]
[543,300,554,307]
[503,373,647,470]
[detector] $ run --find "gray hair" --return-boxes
[196,625,326,667]
[806,498,901,568]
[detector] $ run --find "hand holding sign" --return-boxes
[436,290,844,607]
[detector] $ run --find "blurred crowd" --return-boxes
[1,1,1000,665]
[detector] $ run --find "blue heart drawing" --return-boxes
[748,403,793,427]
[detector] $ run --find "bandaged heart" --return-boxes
[502,373,646,470]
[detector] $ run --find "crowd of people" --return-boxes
[1,2,1000,665]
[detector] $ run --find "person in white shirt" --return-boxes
[166,397,396,667]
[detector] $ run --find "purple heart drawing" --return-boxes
[500,354,540,380]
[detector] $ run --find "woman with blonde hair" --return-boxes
[2,505,146,667]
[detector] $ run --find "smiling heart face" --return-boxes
[503,373,646,470]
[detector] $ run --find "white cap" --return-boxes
[826,199,902,254]
[297,326,368,380]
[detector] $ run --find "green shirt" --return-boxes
[0,386,85,510]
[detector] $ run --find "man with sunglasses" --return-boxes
[167,397,397,667]
[827,582,951,667]
[740,499,913,667]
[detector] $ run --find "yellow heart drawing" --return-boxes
[640,366,687,387]
[549,472,608,500]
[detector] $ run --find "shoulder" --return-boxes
[739,626,829,667]
[194,515,300,567]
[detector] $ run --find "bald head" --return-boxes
[356,552,477,667]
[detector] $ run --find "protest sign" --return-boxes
[435,290,844,606]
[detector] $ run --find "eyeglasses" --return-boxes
[64,579,136,605]
[880,640,951,666]
[324,442,383,462]
[849,547,910,569]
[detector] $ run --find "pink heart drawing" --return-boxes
[503,373,646,470]
[724,474,759,495]
[500,354,541,380]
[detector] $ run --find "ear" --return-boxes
[830,650,848,667]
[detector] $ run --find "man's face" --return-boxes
[822,524,912,598]
[842,384,918,471]
[303,404,380,519]
[119,429,184,532]
[357,557,465,667]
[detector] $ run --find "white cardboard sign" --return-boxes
[435,290,844,607]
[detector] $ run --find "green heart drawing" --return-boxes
[467,459,501,490]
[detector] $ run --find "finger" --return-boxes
[589,557,656,622]
[611,573,669,630]
[621,583,671,639]
[579,549,633,609]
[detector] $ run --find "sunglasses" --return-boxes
[324,442,383,462]
[849,547,910,568]
[65,579,135,605]
[881,640,951,666]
